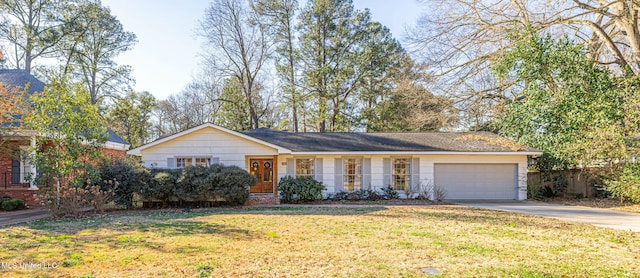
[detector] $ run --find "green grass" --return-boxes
[0,205,639,277]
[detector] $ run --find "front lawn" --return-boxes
[1,205,638,277]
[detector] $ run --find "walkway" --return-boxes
[0,208,50,227]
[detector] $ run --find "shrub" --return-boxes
[602,163,640,203]
[175,166,210,202]
[213,166,258,205]
[0,196,8,208]
[326,189,389,201]
[366,189,384,201]
[527,180,545,200]
[416,182,432,200]
[94,158,150,208]
[416,181,448,202]
[1,198,25,211]
[37,185,89,217]
[326,191,350,201]
[432,185,448,202]
[37,179,116,217]
[380,186,400,200]
[86,184,115,213]
[278,176,326,203]
[199,165,254,205]
[139,165,254,207]
[143,171,179,207]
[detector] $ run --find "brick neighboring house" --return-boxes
[0,69,129,206]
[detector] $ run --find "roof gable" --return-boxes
[128,123,291,155]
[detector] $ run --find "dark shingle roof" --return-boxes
[242,128,540,153]
[107,130,128,145]
[0,69,45,95]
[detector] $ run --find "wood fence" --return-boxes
[528,169,603,198]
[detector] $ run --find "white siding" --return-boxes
[370,158,384,190]
[277,154,528,200]
[140,126,277,169]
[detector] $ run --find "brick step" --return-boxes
[244,194,280,206]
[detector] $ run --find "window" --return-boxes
[195,158,210,167]
[343,158,362,191]
[295,158,314,178]
[392,158,411,191]
[176,158,192,168]
[176,157,212,168]
[11,146,33,184]
[17,146,33,183]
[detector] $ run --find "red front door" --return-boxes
[249,158,274,193]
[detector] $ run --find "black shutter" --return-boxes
[11,158,20,184]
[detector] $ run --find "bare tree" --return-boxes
[0,0,70,72]
[149,74,223,139]
[409,0,640,129]
[253,0,301,132]
[198,0,270,130]
[61,1,137,105]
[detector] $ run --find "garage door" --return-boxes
[434,164,517,200]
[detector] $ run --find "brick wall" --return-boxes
[0,188,39,207]
[101,147,127,160]
[0,140,30,189]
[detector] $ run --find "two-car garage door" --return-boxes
[434,164,518,200]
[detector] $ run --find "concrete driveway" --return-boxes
[457,201,640,232]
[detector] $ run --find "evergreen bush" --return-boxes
[1,198,25,211]
[603,163,640,203]
[278,176,326,203]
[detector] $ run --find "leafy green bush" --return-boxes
[326,188,398,201]
[380,186,400,199]
[138,165,254,207]
[603,163,640,203]
[210,166,255,205]
[345,189,378,201]
[144,171,179,207]
[527,180,545,200]
[93,158,150,208]
[1,198,25,211]
[278,176,326,203]
[328,191,350,201]
[0,196,8,208]
[175,166,210,202]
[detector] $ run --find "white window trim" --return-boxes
[19,146,33,183]
[343,157,363,191]
[391,157,411,191]
[294,157,315,178]
[176,156,211,168]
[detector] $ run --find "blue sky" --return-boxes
[101,0,423,100]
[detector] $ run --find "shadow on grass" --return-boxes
[0,206,390,257]
[22,205,387,234]
[21,205,559,236]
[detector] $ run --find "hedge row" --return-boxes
[88,158,256,208]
